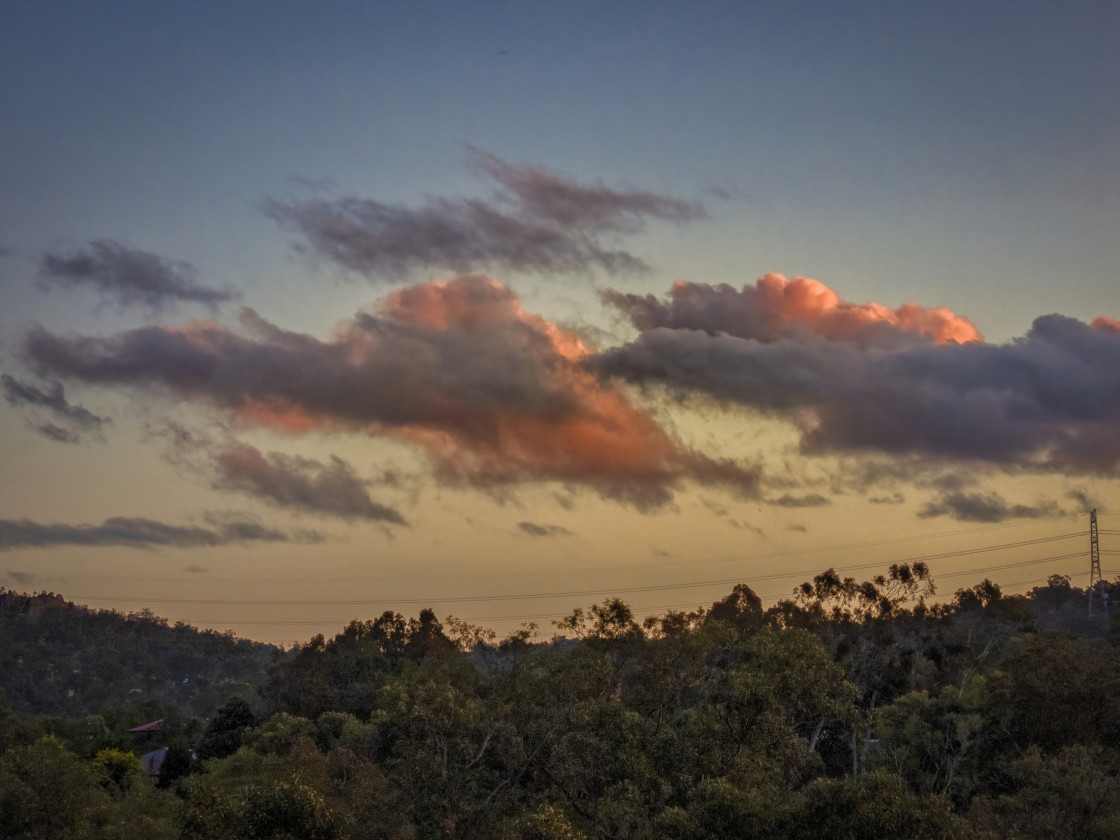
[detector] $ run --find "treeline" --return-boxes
[3,568,1120,838]
[0,588,286,719]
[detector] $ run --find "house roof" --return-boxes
[128,718,163,732]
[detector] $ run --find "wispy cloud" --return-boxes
[766,493,832,508]
[517,521,573,538]
[34,422,81,444]
[38,239,236,311]
[2,374,107,443]
[27,275,759,509]
[869,492,906,505]
[918,491,1063,523]
[5,569,66,586]
[163,426,406,525]
[467,148,705,232]
[265,150,705,280]
[0,514,319,551]
[1067,488,1104,513]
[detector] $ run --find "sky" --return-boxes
[1,1,1119,644]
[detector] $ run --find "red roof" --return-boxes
[129,719,163,732]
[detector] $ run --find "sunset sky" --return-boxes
[2,1,1119,644]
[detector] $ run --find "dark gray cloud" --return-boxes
[266,150,705,280]
[517,521,573,538]
[25,275,759,508]
[918,491,1063,523]
[766,492,832,508]
[2,374,107,443]
[3,374,106,428]
[1067,488,1104,513]
[869,492,907,505]
[36,423,79,444]
[39,239,236,311]
[592,314,1120,473]
[214,446,406,524]
[0,515,317,551]
[166,428,406,525]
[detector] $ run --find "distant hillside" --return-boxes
[0,589,288,719]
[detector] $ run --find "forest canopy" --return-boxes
[2,567,1120,839]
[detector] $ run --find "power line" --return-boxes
[47,512,1085,587]
[182,562,1089,630]
[67,535,1086,609]
[122,562,1102,644]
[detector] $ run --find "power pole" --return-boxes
[1089,509,1102,617]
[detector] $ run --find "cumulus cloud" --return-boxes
[0,514,318,551]
[164,427,406,525]
[917,491,1063,523]
[265,150,705,280]
[1093,317,1120,334]
[517,521,573,538]
[38,239,236,311]
[2,373,107,443]
[25,274,759,508]
[604,275,981,346]
[593,312,1120,473]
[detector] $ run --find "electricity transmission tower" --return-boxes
[1089,509,1103,617]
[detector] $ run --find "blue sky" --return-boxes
[1,1,1118,641]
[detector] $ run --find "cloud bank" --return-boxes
[265,150,705,280]
[39,240,236,311]
[593,304,1120,474]
[918,491,1063,523]
[25,274,758,508]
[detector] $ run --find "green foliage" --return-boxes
[0,588,286,719]
[0,734,180,839]
[871,676,988,801]
[249,712,317,756]
[499,802,587,840]
[789,770,969,839]
[9,568,1120,838]
[157,740,194,789]
[555,597,642,642]
[970,745,1120,840]
[184,766,338,840]
[198,697,258,761]
[91,746,143,791]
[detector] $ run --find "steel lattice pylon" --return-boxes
[1089,509,1103,617]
